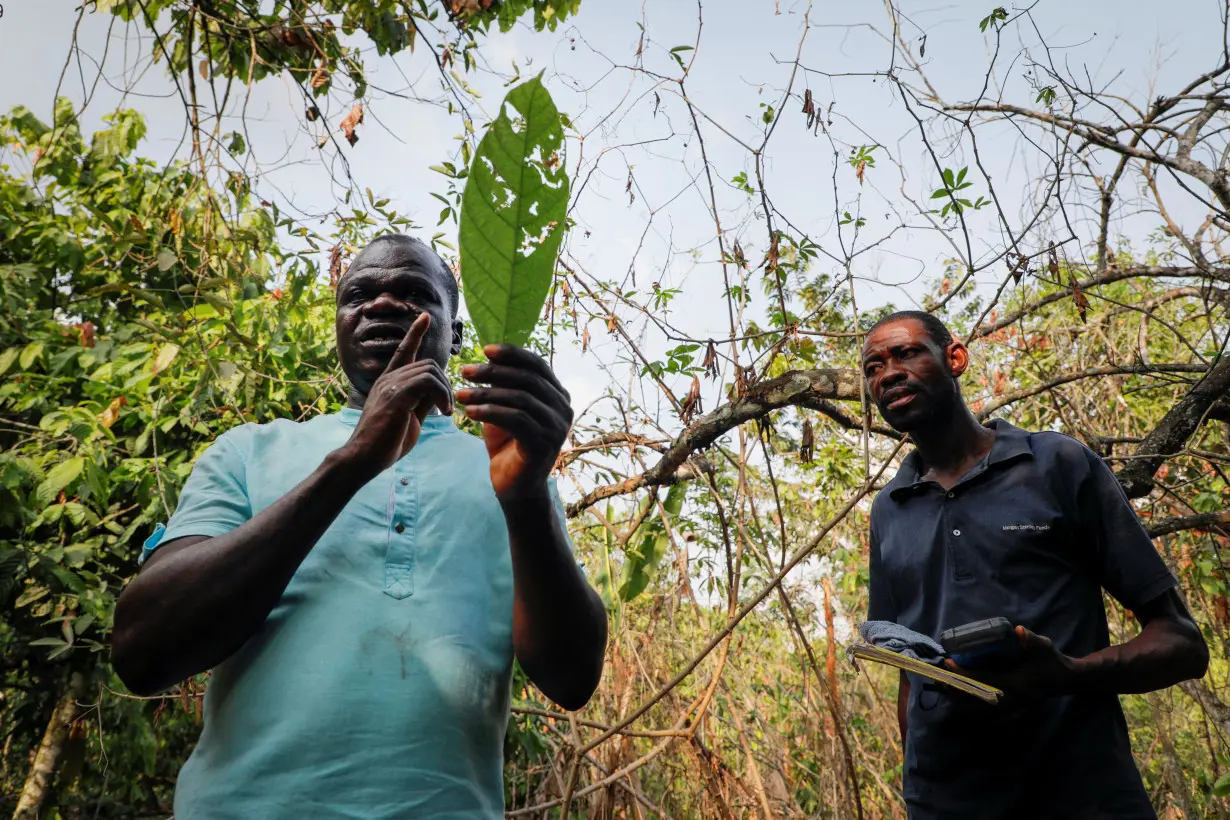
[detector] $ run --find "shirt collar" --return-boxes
[885,418,1032,499]
[337,407,456,433]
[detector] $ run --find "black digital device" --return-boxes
[939,617,1019,668]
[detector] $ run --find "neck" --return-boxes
[346,388,440,416]
[910,405,993,475]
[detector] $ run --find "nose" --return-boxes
[881,365,906,384]
[874,363,907,396]
[362,291,412,316]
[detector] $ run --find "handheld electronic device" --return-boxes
[939,617,1020,669]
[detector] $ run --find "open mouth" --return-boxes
[885,391,917,411]
[358,323,409,352]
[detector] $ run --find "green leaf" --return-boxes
[0,347,19,376]
[227,132,246,155]
[151,343,180,375]
[156,248,178,272]
[29,637,70,648]
[0,550,23,603]
[19,342,44,370]
[618,483,685,602]
[458,75,570,347]
[35,457,85,507]
[1214,772,1230,796]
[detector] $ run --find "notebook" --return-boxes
[847,643,1004,704]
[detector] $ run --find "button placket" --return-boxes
[944,493,973,581]
[383,464,417,599]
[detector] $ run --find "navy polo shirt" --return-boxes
[869,420,1175,820]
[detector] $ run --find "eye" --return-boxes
[407,285,435,303]
[864,362,882,376]
[899,347,918,359]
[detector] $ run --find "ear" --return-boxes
[946,339,970,378]
[450,319,464,356]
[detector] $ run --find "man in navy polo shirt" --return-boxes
[862,310,1208,819]
[111,234,607,818]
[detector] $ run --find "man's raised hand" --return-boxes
[340,313,453,479]
[455,345,572,502]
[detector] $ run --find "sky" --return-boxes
[0,0,1223,628]
[0,0,1222,419]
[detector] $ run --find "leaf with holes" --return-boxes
[459,75,569,347]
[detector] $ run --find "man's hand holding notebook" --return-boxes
[848,619,1017,705]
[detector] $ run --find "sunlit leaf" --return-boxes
[35,457,84,507]
[458,75,569,347]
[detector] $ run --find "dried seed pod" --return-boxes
[800,417,815,463]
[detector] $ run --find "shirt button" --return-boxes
[952,528,961,536]
[946,491,955,499]
[395,522,406,534]
[400,477,409,486]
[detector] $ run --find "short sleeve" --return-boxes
[1076,447,1176,611]
[141,431,252,564]
[868,518,897,622]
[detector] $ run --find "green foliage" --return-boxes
[670,44,695,72]
[0,99,481,810]
[97,1,578,104]
[731,171,756,195]
[459,76,569,347]
[619,483,686,602]
[979,6,1008,32]
[930,166,989,217]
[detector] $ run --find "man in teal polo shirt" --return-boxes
[111,234,608,818]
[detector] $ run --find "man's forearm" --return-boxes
[504,491,607,711]
[112,449,375,695]
[1069,615,1209,695]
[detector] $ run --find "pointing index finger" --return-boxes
[385,313,431,374]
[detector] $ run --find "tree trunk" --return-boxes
[12,672,85,820]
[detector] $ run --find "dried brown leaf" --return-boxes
[328,244,344,289]
[76,321,96,349]
[1071,275,1090,323]
[340,104,364,147]
[98,396,127,429]
[680,376,703,425]
[702,340,719,380]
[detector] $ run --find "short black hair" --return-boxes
[867,310,954,349]
[344,234,460,318]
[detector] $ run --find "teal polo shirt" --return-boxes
[143,409,569,818]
